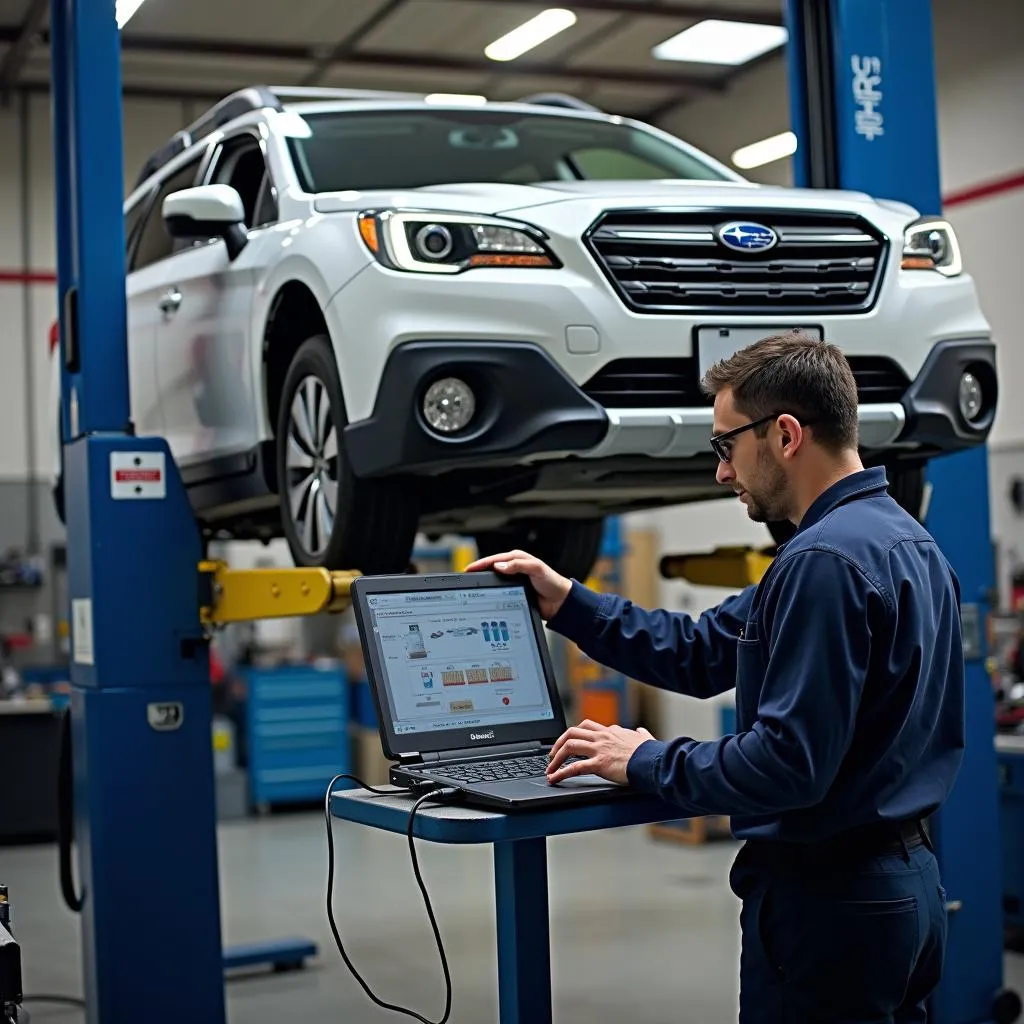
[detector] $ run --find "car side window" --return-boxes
[131,157,202,271]
[123,193,151,264]
[208,136,276,229]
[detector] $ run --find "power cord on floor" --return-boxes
[323,773,462,1024]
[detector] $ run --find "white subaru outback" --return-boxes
[50,86,997,581]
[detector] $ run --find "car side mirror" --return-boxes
[163,185,248,260]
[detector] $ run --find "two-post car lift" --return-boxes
[52,0,1017,1020]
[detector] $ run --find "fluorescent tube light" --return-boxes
[485,9,578,62]
[652,19,788,65]
[424,93,488,105]
[731,131,797,170]
[115,0,146,28]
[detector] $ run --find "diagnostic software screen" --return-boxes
[365,586,556,737]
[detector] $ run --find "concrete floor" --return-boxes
[5,812,1024,1023]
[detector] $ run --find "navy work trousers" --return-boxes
[729,835,948,1023]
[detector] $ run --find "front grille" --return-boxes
[582,356,908,409]
[586,210,887,314]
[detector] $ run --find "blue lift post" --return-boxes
[787,2,1012,1022]
[50,0,227,1019]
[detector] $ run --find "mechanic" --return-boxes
[467,331,962,1023]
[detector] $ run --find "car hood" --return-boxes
[313,178,913,217]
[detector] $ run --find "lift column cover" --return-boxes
[50,0,227,1019]
[786,2,1007,1022]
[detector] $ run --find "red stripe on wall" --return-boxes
[944,169,1024,209]
[0,270,57,284]
[0,169,1019,288]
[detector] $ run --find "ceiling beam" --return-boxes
[302,0,408,86]
[0,0,49,102]
[336,48,724,90]
[0,28,726,92]
[409,0,784,25]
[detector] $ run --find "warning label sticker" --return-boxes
[110,452,167,500]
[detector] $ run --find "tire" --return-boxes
[474,518,606,582]
[276,334,418,575]
[764,464,928,546]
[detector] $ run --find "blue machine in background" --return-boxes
[50,0,1018,1020]
[787,2,1016,1021]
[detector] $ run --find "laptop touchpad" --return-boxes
[528,775,618,789]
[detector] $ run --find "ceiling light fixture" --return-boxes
[652,19,788,65]
[424,93,488,105]
[484,8,578,62]
[731,131,798,170]
[115,0,146,29]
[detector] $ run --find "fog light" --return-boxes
[958,371,983,422]
[423,377,475,433]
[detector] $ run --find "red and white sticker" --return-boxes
[110,452,166,500]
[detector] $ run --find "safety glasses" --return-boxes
[710,413,814,463]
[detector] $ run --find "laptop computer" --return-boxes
[350,570,634,810]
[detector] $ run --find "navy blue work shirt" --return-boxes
[547,467,965,842]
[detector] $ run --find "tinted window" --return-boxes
[123,192,151,261]
[286,110,729,192]
[132,158,202,270]
[208,136,275,227]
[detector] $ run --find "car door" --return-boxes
[152,132,275,466]
[125,155,205,449]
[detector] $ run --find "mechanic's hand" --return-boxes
[464,549,572,620]
[546,720,656,786]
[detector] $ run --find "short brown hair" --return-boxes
[701,330,859,452]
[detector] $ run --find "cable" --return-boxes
[57,709,83,914]
[323,773,462,1024]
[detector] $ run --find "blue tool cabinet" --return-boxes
[243,662,352,810]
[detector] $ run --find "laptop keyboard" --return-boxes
[434,754,583,784]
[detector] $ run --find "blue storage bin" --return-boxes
[243,663,353,809]
[350,677,378,728]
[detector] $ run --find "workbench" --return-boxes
[0,699,63,842]
[330,786,685,1024]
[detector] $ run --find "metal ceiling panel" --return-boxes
[356,1,617,61]
[563,15,730,73]
[0,0,31,24]
[120,0,386,46]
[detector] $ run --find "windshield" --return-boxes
[286,109,731,192]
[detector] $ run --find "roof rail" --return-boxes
[516,92,602,112]
[132,85,285,190]
[268,86,427,103]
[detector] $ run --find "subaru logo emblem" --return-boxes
[717,221,778,253]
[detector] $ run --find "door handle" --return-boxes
[158,288,182,314]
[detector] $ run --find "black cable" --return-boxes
[323,773,461,1024]
[57,709,83,914]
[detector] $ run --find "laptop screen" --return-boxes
[358,579,561,755]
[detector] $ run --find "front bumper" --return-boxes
[343,338,996,479]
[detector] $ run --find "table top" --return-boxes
[996,732,1024,754]
[0,699,59,716]
[330,786,687,844]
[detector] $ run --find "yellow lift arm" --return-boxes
[198,560,361,626]
[660,546,775,589]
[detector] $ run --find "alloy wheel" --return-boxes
[285,375,339,558]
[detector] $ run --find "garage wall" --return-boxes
[0,94,192,554]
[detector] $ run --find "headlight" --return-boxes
[357,210,559,274]
[901,217,962,277]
